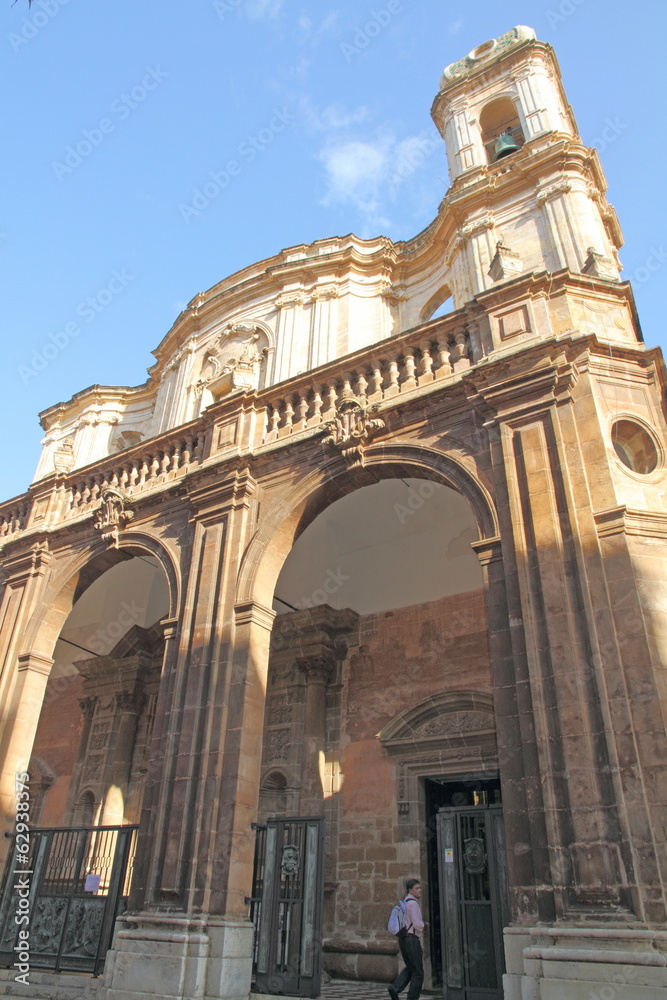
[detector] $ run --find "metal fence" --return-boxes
[0,824,137,976]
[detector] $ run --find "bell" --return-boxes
[492,132,521,161]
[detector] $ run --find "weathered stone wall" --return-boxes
[30,670,84,826]
[317,588,491,980]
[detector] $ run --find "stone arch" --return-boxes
[20,531,180,665]
[236,442,499,611]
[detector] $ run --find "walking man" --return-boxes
[388,878,424,1000]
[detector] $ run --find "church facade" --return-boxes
[0,25,666,1000]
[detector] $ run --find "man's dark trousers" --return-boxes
[390,932,423,1000]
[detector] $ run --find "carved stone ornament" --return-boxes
[581,246,619,282]
[463,836,487,875]
[281,844,300,877]
[488,240,523,283]
[94,488,134,548]
[322,398,385,469]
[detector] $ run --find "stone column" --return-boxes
[0,542,52,845]
[296,653,335,816]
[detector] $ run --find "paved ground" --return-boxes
[321,981,390,999]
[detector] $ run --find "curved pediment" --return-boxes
[377,690,495,753]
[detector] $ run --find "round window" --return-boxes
[611,420,659,475]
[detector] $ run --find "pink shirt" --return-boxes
[404,894,424,937]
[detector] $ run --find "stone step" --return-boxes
[0,968,100,1000]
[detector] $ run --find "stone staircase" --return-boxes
[0,968,100,999]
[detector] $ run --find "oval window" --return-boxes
[611,420,659,475]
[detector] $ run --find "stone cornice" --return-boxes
[594,506,667,540]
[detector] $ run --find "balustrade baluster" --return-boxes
[266,405,281,441]
[402,349,417,391]
[194,435,204,462]
[149,456,160,481]
[298,392,310,430]
[138,459,149,486]
[182,440,192,467]
[356,371,368,406]
[310,385,324,425]
[170,442,181,474]
[81,482,91,507]
[281,395,295,435]
[436,337,453,378]
[128,464,138,489]
[324,380,338,420]
[419,340,435,384]
[368,364,384,403]
[385,359,400,398]
[453,329,471,371]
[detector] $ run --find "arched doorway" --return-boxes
[248,464,507,997]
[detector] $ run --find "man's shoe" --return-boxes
[388,988,399,1000]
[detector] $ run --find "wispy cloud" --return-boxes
[448,18,464,35]
[245,0,284,20]
[318,124,439,234]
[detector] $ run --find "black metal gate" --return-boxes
[436,805,509,1000]
[0,825,137,976]
[250,817,324,997]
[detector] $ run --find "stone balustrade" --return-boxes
[0,319,474,542]
[261,326,472,442]
[65,430,206,518]
[0,499,30,540]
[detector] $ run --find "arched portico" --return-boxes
[0,532,180,846]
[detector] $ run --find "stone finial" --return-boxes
[488,240,523,283]
[94,488,134,548]
[581,247,619,281]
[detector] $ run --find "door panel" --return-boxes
[252,817,324,998]
[436,805,506,1000]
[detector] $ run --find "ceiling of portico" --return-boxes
[274,478,482,616]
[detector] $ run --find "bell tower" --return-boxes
[431,26,624,303]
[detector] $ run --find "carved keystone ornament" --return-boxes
[94,488,134,548]
[321,397,385,469]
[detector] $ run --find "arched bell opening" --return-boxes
[480,96,525,164]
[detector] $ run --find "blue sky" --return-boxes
[1,0,665,501]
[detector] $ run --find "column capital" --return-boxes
[234,600,276,632]
[296,653,336,686]
[17,651,54,676]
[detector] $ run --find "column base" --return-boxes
[101,912,254,1000]
[504,925,667,1000]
